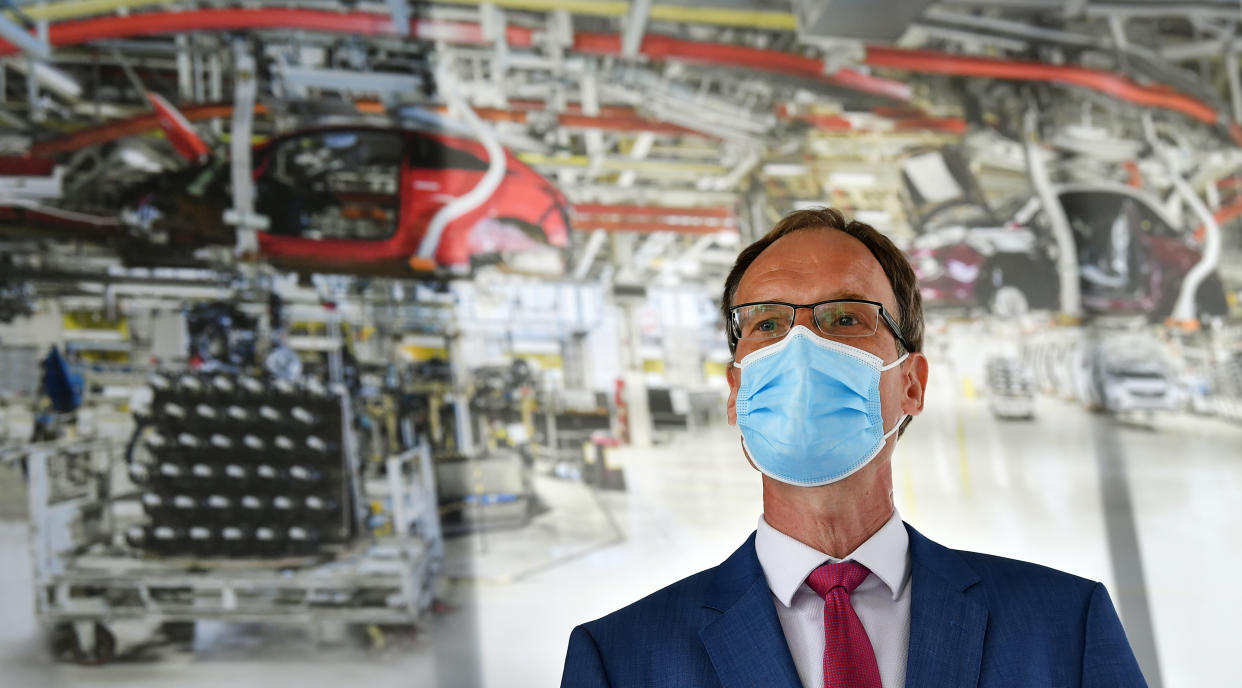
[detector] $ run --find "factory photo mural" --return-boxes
[1,2,1240,687]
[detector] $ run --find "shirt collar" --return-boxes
[755,509,910,606]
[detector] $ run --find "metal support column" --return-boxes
[622,0,653,57]
[175,34,192,101]
[223,40,267,253]
[1227,50,1242,124]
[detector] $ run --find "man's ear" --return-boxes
[726,363,740,425]
[901,352,929,418]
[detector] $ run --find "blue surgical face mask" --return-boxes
[733,325,909,487]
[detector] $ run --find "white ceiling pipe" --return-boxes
[709,148,761,191]
[0,15,50,60]
[661,231,726,279]
[619,131,655,188]
[1143,113,1222,323]
[621,0,653,57]
[1024,108,1081,318]
[572,229,607,281]
[1228,50,1242,124]
[4,58,81,99]
[580,72,606,178]
[416,64,507,260]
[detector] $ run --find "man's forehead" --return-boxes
[736,228,896,308]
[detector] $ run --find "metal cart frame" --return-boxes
[23,440,442,663]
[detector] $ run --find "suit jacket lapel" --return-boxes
[699,533,802,688]
[904,524,989,688]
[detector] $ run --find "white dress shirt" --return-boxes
[755,509,912,688]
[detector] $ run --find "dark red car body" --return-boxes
[1,124,570,277]
[248,126,570,274]
[909,185,1228,319]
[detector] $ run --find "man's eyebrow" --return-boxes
[828,291,873,302]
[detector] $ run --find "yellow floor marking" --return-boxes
[956,402,973,498]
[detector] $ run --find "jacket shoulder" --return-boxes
[939,548,1147,685]
[899,528,1147,687]
[957,549,1096,590]
[951,548,1101,617]
[908,524,1099,605]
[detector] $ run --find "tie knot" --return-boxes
[806,560,870,598]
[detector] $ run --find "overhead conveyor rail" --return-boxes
[5,3,1237,142]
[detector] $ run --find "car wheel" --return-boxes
[990,286,1030,318]
[51,622,116,665]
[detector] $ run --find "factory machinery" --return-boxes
[23,365,442,664]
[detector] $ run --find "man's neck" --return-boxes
[760,463,894,558]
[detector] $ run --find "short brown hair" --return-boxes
[721,207,924,357]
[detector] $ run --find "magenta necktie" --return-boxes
[805,561,883,688]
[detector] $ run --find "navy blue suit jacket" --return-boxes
[561,524,1146,687]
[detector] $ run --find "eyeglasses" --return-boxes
[729,299,911,352]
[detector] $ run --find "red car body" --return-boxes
[248,126,570,274]
[2,122,570,277]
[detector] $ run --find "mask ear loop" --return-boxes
[739,434,760,473]
[881,413,908,441]
[879,351,909,372]
[879,352,911,441]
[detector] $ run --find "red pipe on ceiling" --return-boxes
[0,8,535,57]
[3,9,1235,145]
[891,116,969,134]
[460,107,531,124]
[28,99,705,158]
[792,114,854,131]
[863,46,1232,136]
[0,10,908,103]
[576,32,1239,145]
[508,101,639,118]
[30,103,266,156]
[573,32,912,103]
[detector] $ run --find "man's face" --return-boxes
[726,228,927,442]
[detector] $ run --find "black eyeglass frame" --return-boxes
[728,298,913,354]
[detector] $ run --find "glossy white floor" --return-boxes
[1,359,1239,687]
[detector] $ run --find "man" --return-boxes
[561,208,1146,688]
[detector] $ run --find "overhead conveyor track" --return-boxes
[0,8,537,56]
[2,5,1238,145]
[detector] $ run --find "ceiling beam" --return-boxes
[0,13,49,59]
[621,0,651,58]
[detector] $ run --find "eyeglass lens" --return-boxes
[733,301,881,341]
